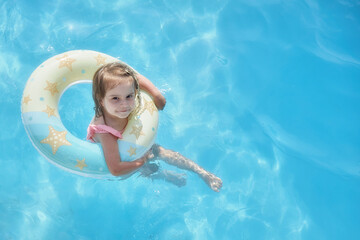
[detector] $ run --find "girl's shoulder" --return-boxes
[87,116,106,142]
[90,116,105,126]
[87,115,124,142]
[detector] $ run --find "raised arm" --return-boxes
[96,133,145,176]
[137,74,166,110]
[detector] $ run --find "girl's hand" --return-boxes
[153,93,166,110]
[137,149,155,164]
[136,74,166,110]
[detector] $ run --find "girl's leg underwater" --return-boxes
[149,170,187,187]
[139,162,187,187]
[151,144,222,192]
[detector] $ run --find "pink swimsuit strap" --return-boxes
[87,124,124,142]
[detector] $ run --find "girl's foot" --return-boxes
[201,172,222,192]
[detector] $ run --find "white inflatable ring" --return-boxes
[21,50,159,178]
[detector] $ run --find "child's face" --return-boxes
[101,80,136,119]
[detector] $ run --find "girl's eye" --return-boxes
[126,94,134,99]
[112,97,119,100]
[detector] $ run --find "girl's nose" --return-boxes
[118,99,128,106]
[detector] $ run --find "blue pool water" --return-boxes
[1,0,359,239]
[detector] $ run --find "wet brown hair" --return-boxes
[92,62,140,118]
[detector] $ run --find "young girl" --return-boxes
[87,62,222,192]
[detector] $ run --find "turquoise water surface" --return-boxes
[1,0,359,239]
